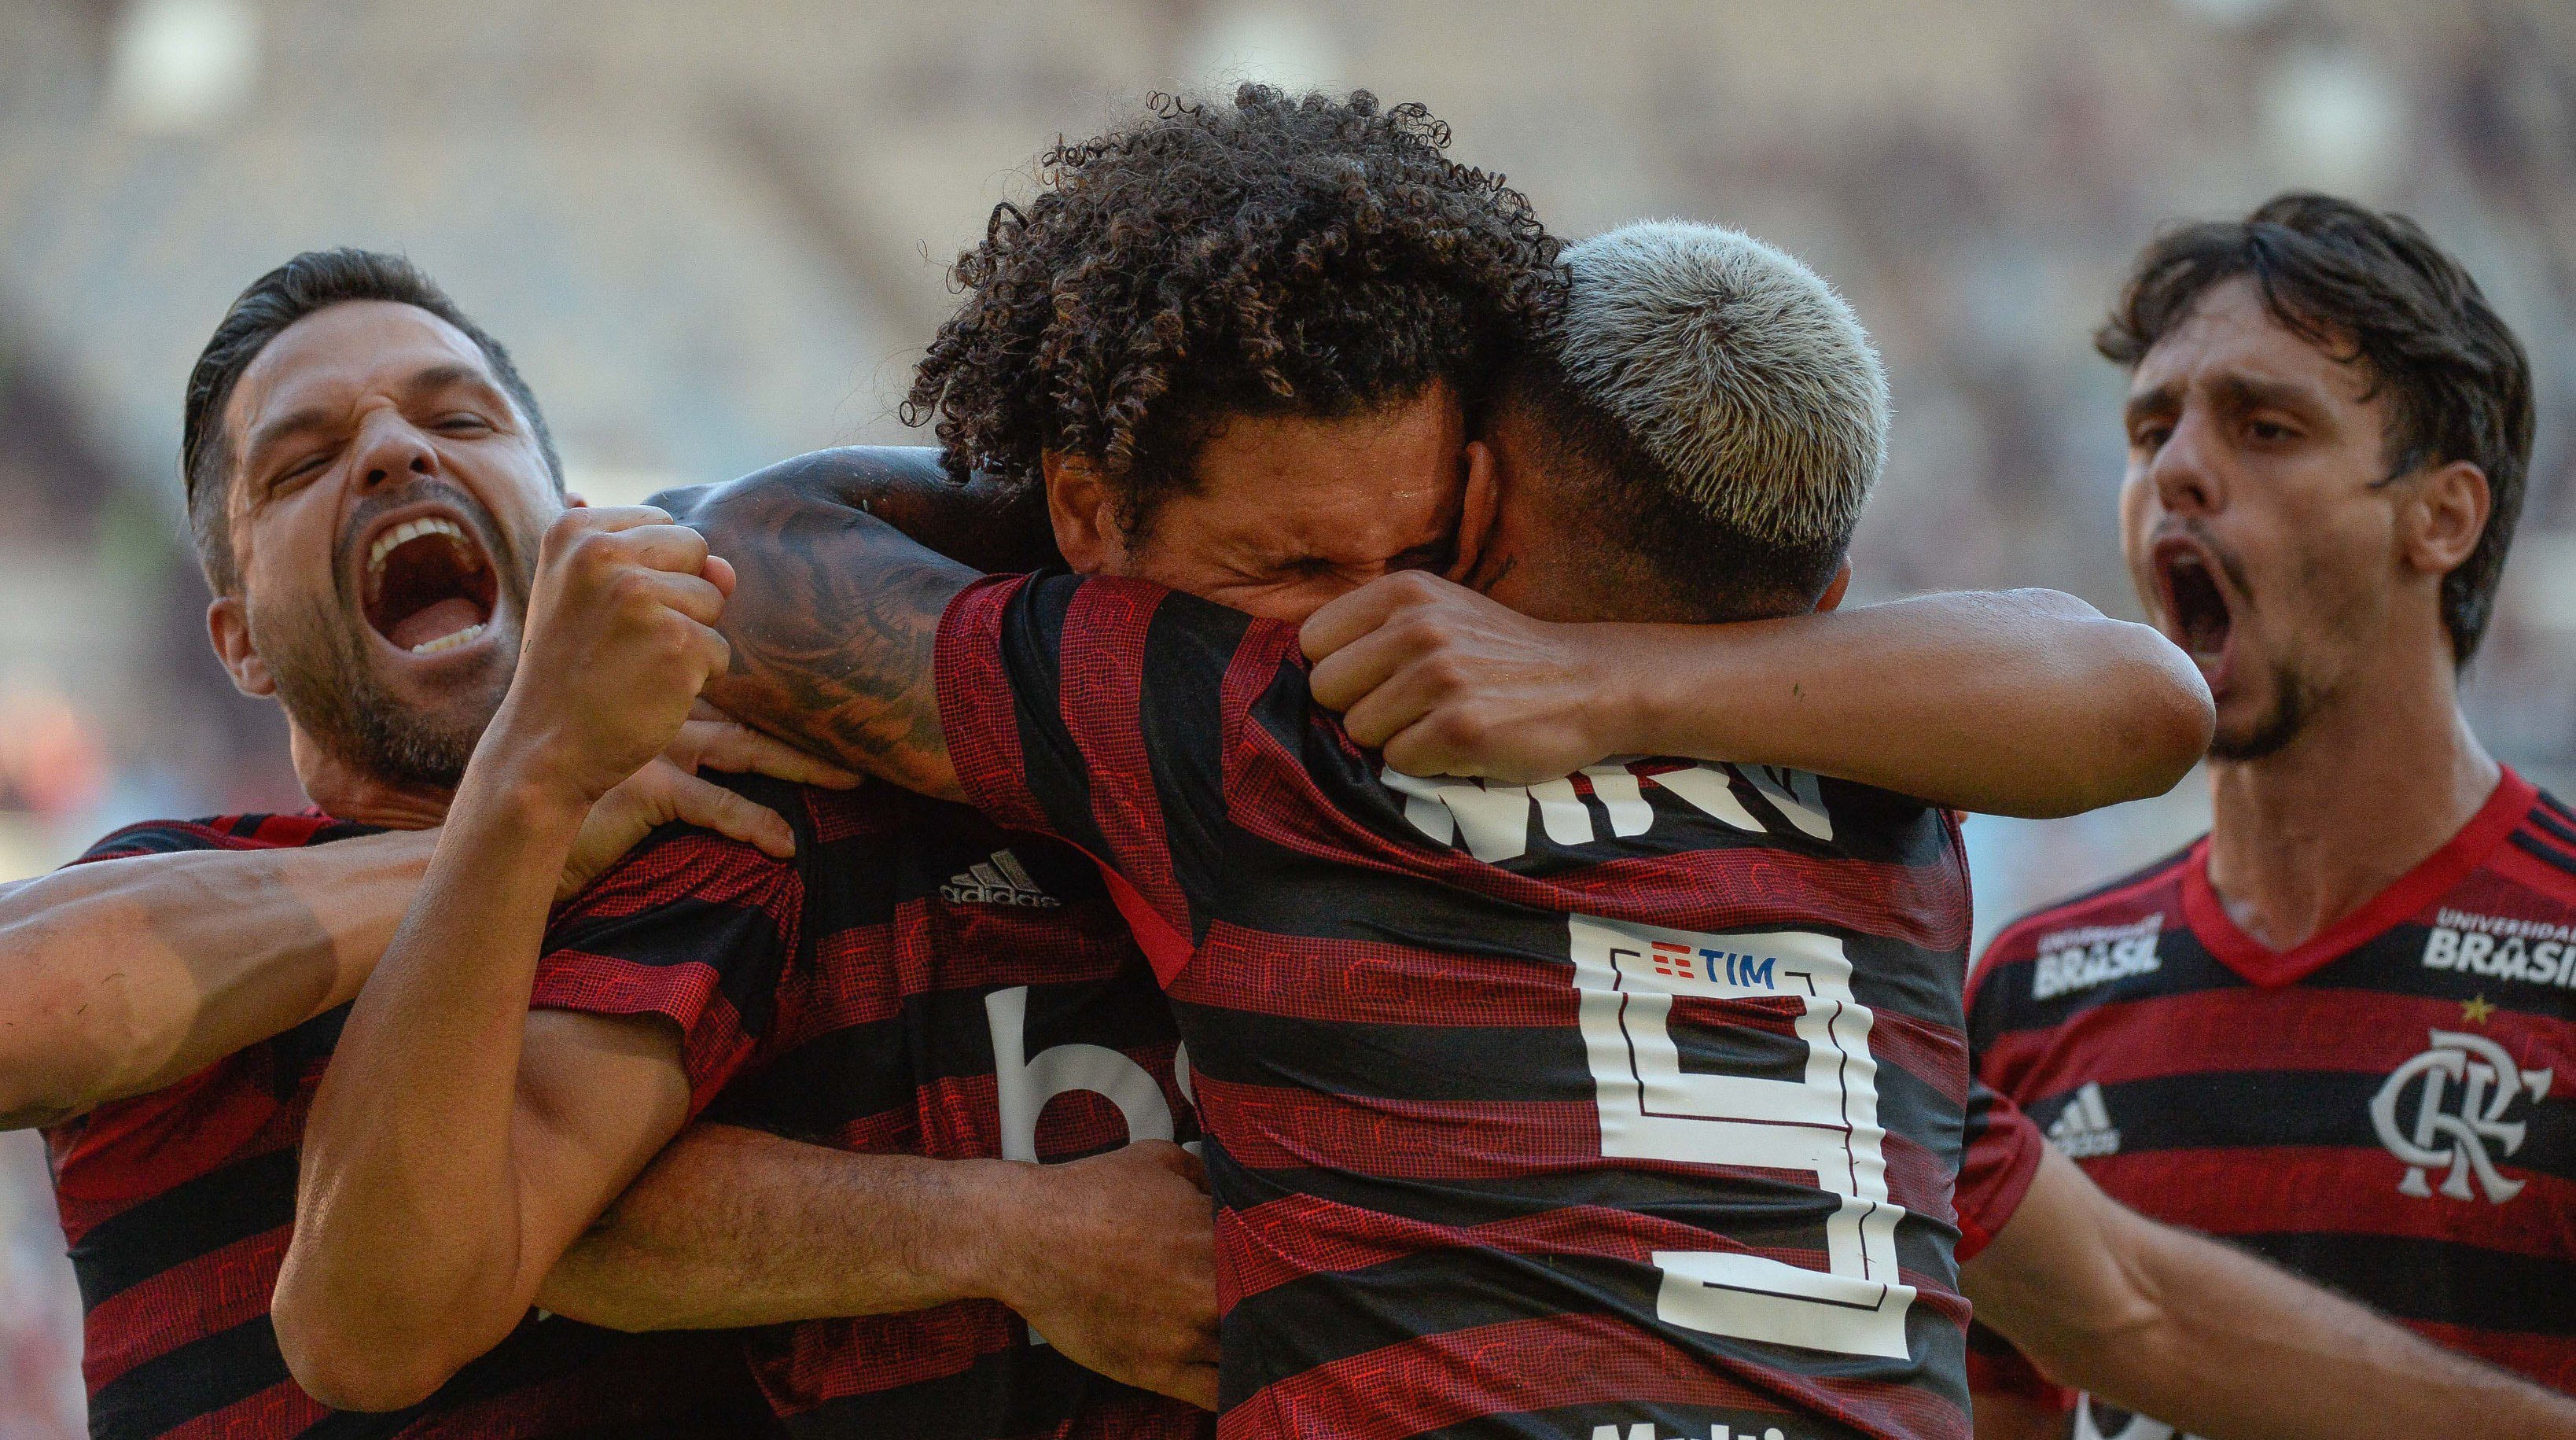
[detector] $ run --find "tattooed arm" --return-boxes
[655,448,992,800]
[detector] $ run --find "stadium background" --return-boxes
[0,0,2571,1430]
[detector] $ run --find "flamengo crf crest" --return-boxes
[2368,1028,2552,1203]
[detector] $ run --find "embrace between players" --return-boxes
[6,87,2574,1440]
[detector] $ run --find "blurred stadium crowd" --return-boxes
[0,0,2572,1431]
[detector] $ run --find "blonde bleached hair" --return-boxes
[1551,221,1889,557]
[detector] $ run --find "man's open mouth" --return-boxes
[2153,536,2235,678]
[362,512,499,655]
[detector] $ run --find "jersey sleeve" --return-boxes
[937,570,1297,979]
[1956,1077,2046,1262]
[535,822,804,1116]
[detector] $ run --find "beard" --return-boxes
[2208,652,2322,762]
[248,584,514,792]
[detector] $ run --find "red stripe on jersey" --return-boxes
[1229,1312,1967,1440]
[2080,1147,2576,1259]
[1978,985,2576,1099]
[1953,1096,2045,1263]
[1062,581,1190,937]
[50,1082,299,1239]
[2180,770,2535,988]
[79,1226,288,1390]
[527,955,753,1114]
[769,1303,1021,1409]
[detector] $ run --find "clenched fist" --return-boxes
[1302,571,1639,783]
[482,507,738,808]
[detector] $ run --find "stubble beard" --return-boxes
[249,587,514,792]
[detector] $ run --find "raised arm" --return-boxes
[1303,574,2211,816]
[537,1122,1220,1408]
[275,509,745,1409]
[1963,1146,2576,1440]
[656,448,984,800]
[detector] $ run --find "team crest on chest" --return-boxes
[2368,1028,2553,1203]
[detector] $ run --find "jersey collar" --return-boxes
[2180,765,2534,989]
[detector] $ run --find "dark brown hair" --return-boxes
[903,86,1562,532]
[181,249,559,592]
[2098,193,2534,664]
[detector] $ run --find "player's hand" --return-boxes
[987,1140,1220,1410]
[1303,572,1633,783]
[558,719,863,900]
[484,507,736,808]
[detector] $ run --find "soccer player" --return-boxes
[7,249,849,1438]
[1967,195,2574,1438]
[0,251,1221,1438]
[675,209,2576,1438]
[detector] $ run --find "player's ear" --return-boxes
[1042,451,1124,576]
[207,594,276,698]
[2401,459,2490,577]
[1445,438,1501,585]
[1812,558,1853,614]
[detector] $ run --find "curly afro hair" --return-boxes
[903,85,1564,531]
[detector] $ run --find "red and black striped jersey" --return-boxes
[933,572,2007,1440]
[529,776,1209,1440]
[44,813,775,1440]
[1965,768,2576,1433]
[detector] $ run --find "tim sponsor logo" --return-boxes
[2031,916,2163,1000]
[2420,909,2576,988]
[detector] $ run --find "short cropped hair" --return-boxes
[903,86,1562,534]
[2098,193,2533,665]
[1511,222,1888,619]
[181,249,561,593]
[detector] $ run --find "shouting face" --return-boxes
[2118,278,2449,761]
[210,300,558,790]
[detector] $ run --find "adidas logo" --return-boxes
[2047,1082,2122,1158]
[942,849,1059,908]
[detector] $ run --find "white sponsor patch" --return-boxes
[2420,913,2576,989]
[2031,915,2164,1000]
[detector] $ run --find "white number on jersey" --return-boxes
[1570,914,1915,1359]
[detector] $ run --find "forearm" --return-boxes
[537,1123,1024,1330]
[1614,590,2210,816]
[276,781,583,1401]
[660,455,975,798]
[1967,1150,2576,1440]
[0,829,434,1128]
[2078,1220,2576,1439]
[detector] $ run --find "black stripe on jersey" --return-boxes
[86,1313,308,1440]
[2537,789,2576,828]
[2525,805,2576,853]
[1000,573,1115,866]
[699,1010,907,1141]
[2033,1071,2575,1180]
[778,1339,1124,1438]
[1993,842,2195,932]
[1220,1245,1968,1412]
[2510,832,2576,882]
[1139,586,1253,941]
[2239,1232,2576,1335]
[68,1148,296,1309]
[544,896,788,1039]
